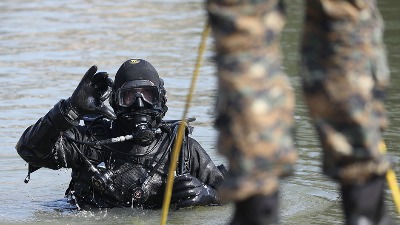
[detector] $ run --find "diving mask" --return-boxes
[116,80,160,108]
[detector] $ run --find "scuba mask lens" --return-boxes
[118,86,160,108]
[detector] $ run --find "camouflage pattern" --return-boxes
[206,0,390,201]
[301,0,390,184]
[207,0,297,201]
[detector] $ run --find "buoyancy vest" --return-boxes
[66,117,192,209]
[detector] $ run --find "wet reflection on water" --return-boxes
[1,0,399,224]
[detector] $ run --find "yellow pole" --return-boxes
[160,21,211,225]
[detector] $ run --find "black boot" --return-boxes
[230,192,279,225]
[341,176,393,225]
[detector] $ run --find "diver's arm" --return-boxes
[16,65,114,170]
[16,100,86,169]
[187,137,225,189]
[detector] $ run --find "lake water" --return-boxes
[1,0,399,224]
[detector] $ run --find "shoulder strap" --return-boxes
[177,125,191,175]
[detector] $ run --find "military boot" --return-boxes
[341,176,393,225]
[230,192,279,225]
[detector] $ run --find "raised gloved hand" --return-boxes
[65,65,116,120]
[172,174,220,208]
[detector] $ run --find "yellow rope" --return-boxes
[160,21,211,225]
[379,141,400,214]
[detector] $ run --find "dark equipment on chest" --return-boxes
[64,118,195,206]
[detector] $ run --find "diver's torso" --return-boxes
[69,121,176,209]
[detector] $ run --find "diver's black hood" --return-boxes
[114,59,161,91]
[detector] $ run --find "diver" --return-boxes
[16,59,225,209]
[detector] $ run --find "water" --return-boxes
[1,0,399,224]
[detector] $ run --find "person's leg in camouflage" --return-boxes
[206,0,297,224]
[300,0,392,224]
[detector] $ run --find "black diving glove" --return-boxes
[65,65,116,121]
[172,174,220,208]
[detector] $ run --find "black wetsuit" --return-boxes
[16,100,225,209]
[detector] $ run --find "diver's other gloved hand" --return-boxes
[65,65,116,120]
[172,174,220,208]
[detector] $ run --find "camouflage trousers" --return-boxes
[206,0,390,201]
